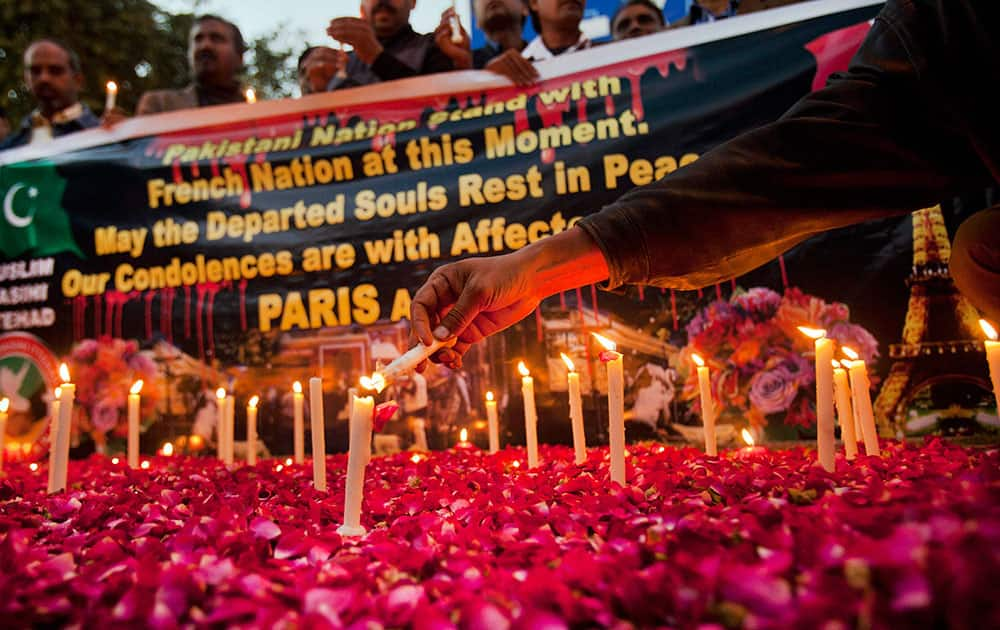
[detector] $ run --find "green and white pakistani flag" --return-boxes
[0,159,83,259]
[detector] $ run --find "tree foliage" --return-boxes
[0,1,297,128]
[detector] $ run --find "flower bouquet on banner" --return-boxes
[65,339,162,454]
[676,287,878,442]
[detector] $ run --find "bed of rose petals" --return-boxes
[1,438,999,629]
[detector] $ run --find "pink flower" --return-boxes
[749,367,798,414]
[91,399,120,434]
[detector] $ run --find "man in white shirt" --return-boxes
[521,0,592,61]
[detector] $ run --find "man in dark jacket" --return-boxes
[408,0,1000,368]
[137,15,247,114]
[326,0,455,90]
[0,40,99,151]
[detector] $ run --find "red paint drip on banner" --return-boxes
[605,94,615,117]
[210,159,221,178]
[715,283,722,301]
[627,73,645,121]
[144,291,155,339]
[104,294,114,340]
[195,285,207,359]
[575,286,585,326]
[94,293,102,338]
[514,108,529,135]
[190,161,200,178]
[184,286,191,339]
[670,289,678,331]
[224,155,252,208]
[172,160,183,184]
[239,279,248,331]
[205,283,225,359]
[576,98,587,123]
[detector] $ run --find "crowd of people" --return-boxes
[0,0,788,149]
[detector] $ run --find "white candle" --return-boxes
[691,353,716,456]
[518,361,538,469]
[104,81,117,111]
[832,361,858,460]
[224,393,235,467]
[0,398,9,472]
[309,377,326,491]
[292,381,304,464]
[245,88,256,104]
[50,363,74,494]
[450,0,463,43]
[376,338,457,386]
[843,346,879,457]
[48,386,60,490]
[980,319,999,409]
[128,380,143,469]
[338,391,374,537]
[799,327,834,472]
[561,353,586,465]
[485,391,499,454]
[594,333,626,485]
[215,388,226,461]
[336,43,348,79]
[246,395,259,465]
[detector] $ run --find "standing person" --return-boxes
[521,0,592,61]
[473,0,539,85]
[407,0,1000,369]
[136,15,247,114]
[611,0,666,41]
[0,40,100,150]
[326,0,455,90]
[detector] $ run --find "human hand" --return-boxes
[327,17,383,65]
[485,49,539,86]
[434,7,472,69]
[100,106,127,129]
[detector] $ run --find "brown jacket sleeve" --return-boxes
[578,0,996,290]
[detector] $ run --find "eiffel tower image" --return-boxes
[873,206,995,435]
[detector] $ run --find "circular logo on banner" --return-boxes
[0,332,60,458]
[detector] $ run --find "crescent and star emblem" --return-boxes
[3,183,39,229]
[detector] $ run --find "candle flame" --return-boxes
[248,395,259,409]
[486,391,494,402]
[130,380,144,395]
[797,326,826,339]
[459,428,468,442]
[59,363,70,383]
[106,80,118,93]
[0,397,8,413]
[511,459,521,468]
[831,360,841,369]
[841,346,859,361]
[410,454,421,463]
[691,353,705,367]
[981,318,998,341]
[140,460,150,469]
[29,462,39,471]
[741,428,755,446]
[245,88,256,103]
[293,380,302,394]
[560,352,575,371]
[275,464,284,472]
[162,442,174,456]
[216,387,226,400]
[517,361,530,377]
[285,457,293,466]
[111,457,119,465]
[360,372,386,393]
[592,332,616,351]
[54,387,62,400]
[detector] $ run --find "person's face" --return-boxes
[475,0,527,32]
[360,0,415,39]
[299,47,339,94]
[530,0,584,32]
[189,18,242,86]
[612,4,662,40]
[23,42,82,116]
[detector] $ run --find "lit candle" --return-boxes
[309,377,326,491]
[459,428,469,444]
[161,442,174,456]
[50,363,74,494]
[245,88,256,104]
[246,395,259,465]
[224,393,235,466]
[561,353,586,464]
[215,388,227,461]
[842,346,879,456]
[338,383,375,537]
[450,0,463,43]
[832,360,858,460]
[518,361,539,468]
[105,81,118,112]
[48,386,60,490]
[593,333,626,485]
[981,319,999,409]
[293,381,305,464]
[128,380,143,469]
[691,353,716,456]
[0,398,9,472]
[799,327,835,472]
[485,391,499,454]
[375,338,457,386]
